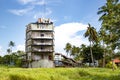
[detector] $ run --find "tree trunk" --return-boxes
[90,41,94,67]
[111,50,114,71]
[103,42,105,67]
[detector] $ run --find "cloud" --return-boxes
[55,22,89,55]
[33,8,52,19]
[0,46,2,53]
[18,0,36,5]
[15,44,25,52]
[8,7,34,16]
[32,0,46,5]
[18,0,46,5]
[0,46,6,56]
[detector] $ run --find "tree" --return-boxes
[7,49,11,54]
[71,46,80,57]
[82,45,104,66]
[8,41,15,65]
[98,0,120,49]
[8,41,15,53]
[98,0,120,70]
[64,43,72,57]
[74,44,86,61]
[84,23,98,66]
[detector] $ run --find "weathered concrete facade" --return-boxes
[26,18,54,68]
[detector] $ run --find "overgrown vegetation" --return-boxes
[0,67,120,80]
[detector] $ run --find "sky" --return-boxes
[0,0,106,56]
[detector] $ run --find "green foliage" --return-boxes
[0,50,25,67]
[0,67,120,80]
[82,44,104,63]
[106,61,118,69]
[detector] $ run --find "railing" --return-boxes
[33,42,53,45]
[32,48,53,52]
[32,36,53,39]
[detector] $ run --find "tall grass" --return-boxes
[0,66,120,80]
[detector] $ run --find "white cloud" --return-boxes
[15,44,25,52]
[0,46,6,56]
[32,0,46,5]
[18,0,36,5]
[18,0,46,5]
[9,7,34,16]
[33,8,52,19]
[0,46,2,53]
[55,22,89,55]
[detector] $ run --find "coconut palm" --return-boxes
[9,41,15,53]
[8,41,15,65]
[99,28,107,67]
[84,23,98,66]
[98,0,120,70]
[97,0,120,48]
[64,43,72,57]
[7,49,11,54]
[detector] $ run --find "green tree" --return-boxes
[64,43,72,57]
[9,41,15,53]
[71,46,80,56]
[84,23,98,66]
[98,0,120,49]
[74,44,86,61]
[7,49,11,54]
[82,45,103,66]
[8,41,15,65]
[98,0,120,70]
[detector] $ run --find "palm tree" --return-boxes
[99,28,107,67]
[97,0,120,48]
[7,49,11,54]
[8,41,15,65]
[9,41,15,53]
[98,0,120,70]
[64,43,72,57]
[84,23,98,66]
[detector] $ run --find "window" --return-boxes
[41,33,44,37]
[37,25,39,28]
[41,47,43,50]
[49,55,52,60]
[41,40,44,43]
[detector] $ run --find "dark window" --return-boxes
[41,34,44,37]
[41,40,44,43]
[49,55,52,60]
[41,47,43,50]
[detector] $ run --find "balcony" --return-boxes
[33,27,53,31]
[32,41,53,45]
[32,48,53,52]
[32,36,53,39]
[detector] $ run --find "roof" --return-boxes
[113,59,120,63]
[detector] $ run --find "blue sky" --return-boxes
[0,0,106,56]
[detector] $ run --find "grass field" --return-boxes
[0,66,120,80]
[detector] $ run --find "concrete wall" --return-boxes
[31,59,54,68]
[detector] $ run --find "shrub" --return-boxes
[106,61,117,69]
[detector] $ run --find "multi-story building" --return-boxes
[26,18,54,68]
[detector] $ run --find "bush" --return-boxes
[106,61,117,69]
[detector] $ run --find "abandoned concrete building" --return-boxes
[25,18,54,68]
